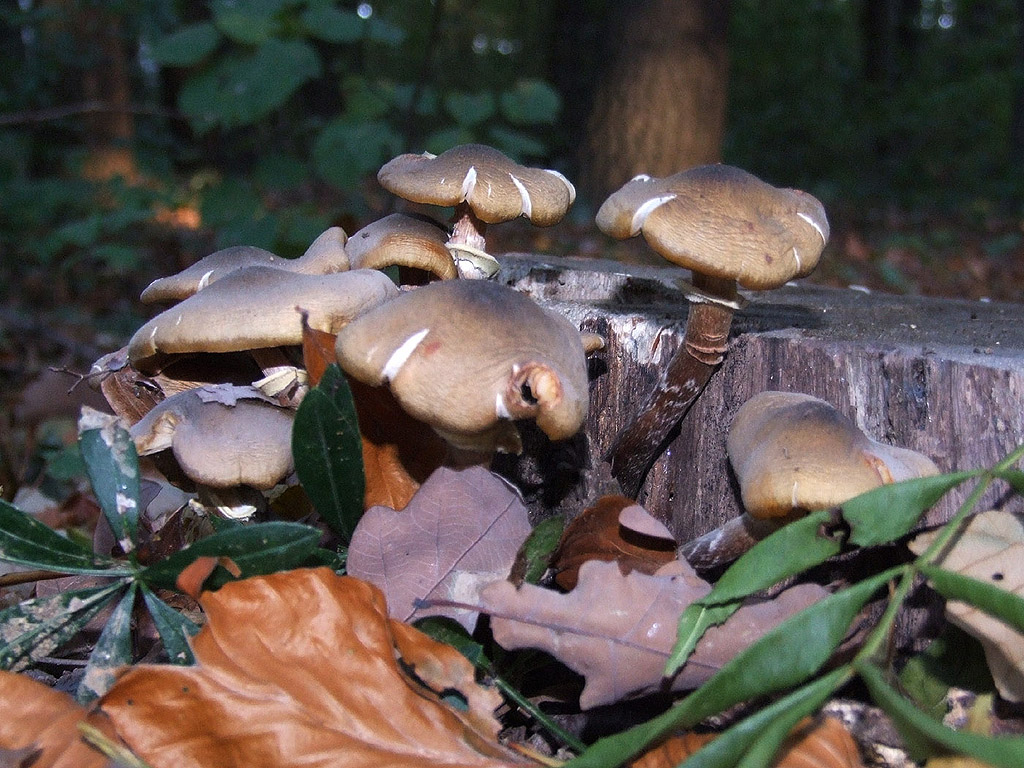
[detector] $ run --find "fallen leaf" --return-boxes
[630,716,865,768]
[481,559,828,709]
[101,568,525,768]
[909,509,1024,702]
[550,496,676,590]
[300,323,338,387]
[348,466,531,632]
[0,669,116,768]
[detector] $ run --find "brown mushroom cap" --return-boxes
[377,144,576,227]
[129,385,294,489]
[727,391,939,518]
[346,214,456,280]
[139,227,350,304]
[595,165,829,291]
[334,279,588,453]
[129,266,398,373]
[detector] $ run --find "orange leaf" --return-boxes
[630,717,865,768]
[100,568,527,768]
[551,496,676,590]
[0,670,117,768]
[300,323,338,387]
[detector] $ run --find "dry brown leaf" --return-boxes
[300,323,337,386]
[481,559,828,709]
[550,496,676,590]
[0,670,116,768]
[630,716,865,768]
[100,567,524,768]
[348,466,532,632]
[909,510,1024,702]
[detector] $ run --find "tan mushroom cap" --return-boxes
[139,227,350,304]
[595,165,829,291]
[377,144,576,227]
[129,385,294,489]
[727,391,939,519]
[346,214,457,280]
[129,266,399,373]
[335,279,589,453]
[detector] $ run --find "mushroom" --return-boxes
[345,213,457,280]
[377,144,576,279]
[128,266,399,377]
[139,227,350,304]
[596,164,830,499]
[129,384,296,519]
[334,279,589,456]
[679,391,940,569]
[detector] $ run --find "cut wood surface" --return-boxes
[496,253,1024,543]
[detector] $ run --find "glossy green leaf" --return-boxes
[899,624,994,719]
[292,365,365,541]
[860,663,1024,768]
[499,79,561,125]
[139,522,323,591]
[0,583,126,671]
[79,411,140,553]
[843,471,975,547]
[0,500,125,575]
[919,564,1024,633]
[678,667,850,768]
[150,22,220,66]
[666,602,742,677]
[992,467,1024,495]
[140,584,198,666]
[514,515,564,585]
[300,5,362,43]
[78,583,137,703]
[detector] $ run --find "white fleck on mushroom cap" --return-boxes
[128,266,399,374]
[129,385,294,489]
[377,144,576,227]
[727,391,939,519]
[595,165,830,291]
[334,279,589,453]
[139,227,350,304]
[346,214,457,280]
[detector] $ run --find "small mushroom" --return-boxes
[346,213,457,280]
[139,227,349,304]
[129,385,296,519]
[334,279,589,456]
[680,391,940,569]
[596,165,830,498]
[377,144,576,279]
[128,266,399,376]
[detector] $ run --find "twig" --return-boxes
[0,569,68,588]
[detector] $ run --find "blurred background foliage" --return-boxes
[0,0,1022,313]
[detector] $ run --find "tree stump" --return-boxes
[496,253,1024,543]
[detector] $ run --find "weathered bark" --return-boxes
[497,254,1024,543]
[576,0,730,205]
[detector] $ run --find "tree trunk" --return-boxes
[574,0,730,206]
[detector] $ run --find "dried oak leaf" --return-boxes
[481,559,828,709]
[630,716,865,768]
[0,670,116,768]
[100,567,525,768]
[551,495,676,590]
[348,466,531,632]
[909,509,1024,702]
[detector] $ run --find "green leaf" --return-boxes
[499,79,561,125]
[341,75,391,121]
[843,471,976,547]
[860,662,1024,768]
[444,90,496,127]
[151,22,220,66]
[415,616,484,665]
[254,152,310,192]
[424,126,475,156]
[0,583,126,671]
[678,667,850,768]
[140,584,198,666]
[78,583,137,703]
[212,0,286,44]
[292,365,364,541]
[313,118,403,189]
[213,213,280,252]
[139,522,323,591]
[486,126,547,161]
[200,177,262,228]
[79,411,141,553]
[0,500,126,575]
[919,564,1024,633]
[366,17,405,46]
[300,5,362,43]
[993,467,1024,495]
[900,624,995,719]
[514,515,564,585]
[666,602,742,677]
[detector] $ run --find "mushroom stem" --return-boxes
[449,202,488,253]
[609,273,738,500]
